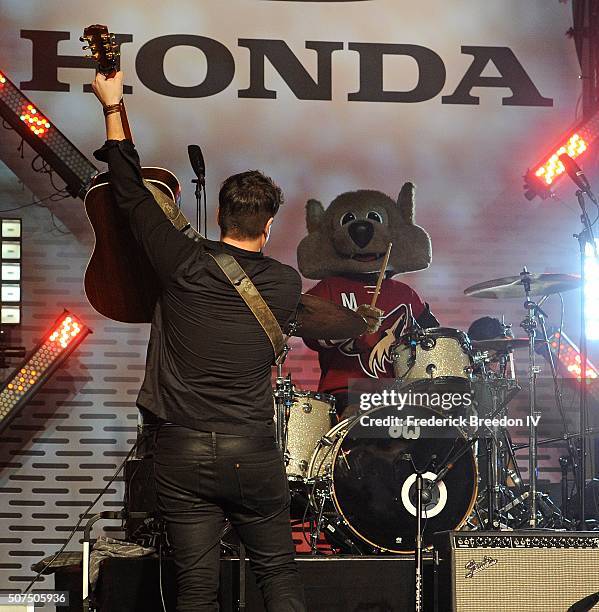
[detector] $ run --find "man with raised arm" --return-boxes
[91,71,306,612]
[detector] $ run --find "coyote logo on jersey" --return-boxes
[337,304,408,378]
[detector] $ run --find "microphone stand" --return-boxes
[412,436,477,612]
[192,175,205,237]
[574,187,598,530]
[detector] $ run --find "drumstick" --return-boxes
[370,242,393,308]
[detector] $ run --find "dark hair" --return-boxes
[467,316,507,341]
[218,170,283,239]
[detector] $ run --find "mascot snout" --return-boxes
[348,220,374,249]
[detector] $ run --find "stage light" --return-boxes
[0,310,91,432]
[524,109,599,200]
[0,218,22,325]
[20,103,51,137]
[0,68,97,198]
[548,330,599,381]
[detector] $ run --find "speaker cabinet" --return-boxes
[434,531,599,612]
[123,457,158,541]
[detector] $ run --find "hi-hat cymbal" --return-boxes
[290,294,367,340]
[464,273,581,299]
[472,337,546,352]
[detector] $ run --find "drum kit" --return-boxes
[280,268,584,556]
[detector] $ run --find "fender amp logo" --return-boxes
[464,556,498,579]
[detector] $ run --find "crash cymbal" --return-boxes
[464,272,581,299]
[472,337,546,352]
[290,294,367,340]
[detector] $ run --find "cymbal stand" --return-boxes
[519,268,541,528]
[534,295,580,503]
[273,348,293,455]
[481,370,523,528]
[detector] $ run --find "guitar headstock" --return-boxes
[81,24,119,75]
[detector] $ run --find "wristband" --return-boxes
[103,103,121,117]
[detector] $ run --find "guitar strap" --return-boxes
[208,252,288,365]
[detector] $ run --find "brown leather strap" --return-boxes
[208,252,287,363]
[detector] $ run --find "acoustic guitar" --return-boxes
[81,24,194,323]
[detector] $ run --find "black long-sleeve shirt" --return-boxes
[94,140,301,437]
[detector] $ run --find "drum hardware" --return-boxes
[463,272,581,299]
[273,363,293,455]
[465,272,582,529]
[464,352,524,529]
[393,327,474,387]
[279,388,336,485]
[307,403,478,555]
[471,337,545,351]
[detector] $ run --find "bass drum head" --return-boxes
[331,403,477,553]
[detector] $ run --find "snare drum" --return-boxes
[282,391,336,482]
[392,327,473,386]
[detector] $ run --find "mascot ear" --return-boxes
[306,199,325,233]
[397,182,416,225]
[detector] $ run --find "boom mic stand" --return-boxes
[574,187,597,530]
[559,153,599,529]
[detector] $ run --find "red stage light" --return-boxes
[0,68,97,197]
[524,109,599,200]
[19,103,51,137]
[549,331,599,381]
[533,134,587,187]
[0,310,91,432]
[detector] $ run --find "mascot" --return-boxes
[297,183,438,416]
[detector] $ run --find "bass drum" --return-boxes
[310,403,477,554]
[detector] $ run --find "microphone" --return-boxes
[559,153,591,193]
[187,144,206,185]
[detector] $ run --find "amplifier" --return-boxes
[434,531,599,612]
[123,457,158,542]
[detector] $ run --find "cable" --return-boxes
[49,211,71,235]
[0,191,69,213]
[158,539,167,612]
[202,182,208,238]
[23,442,138,594]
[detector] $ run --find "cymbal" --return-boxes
[290,294,367,340]
[472,337,546,352]
[464,273,580,299]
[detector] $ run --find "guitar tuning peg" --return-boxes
[79,36,89,42]
[82,45,90,50]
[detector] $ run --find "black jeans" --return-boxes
[153,424,306,612]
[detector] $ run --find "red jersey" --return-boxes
[304,276,426,395]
